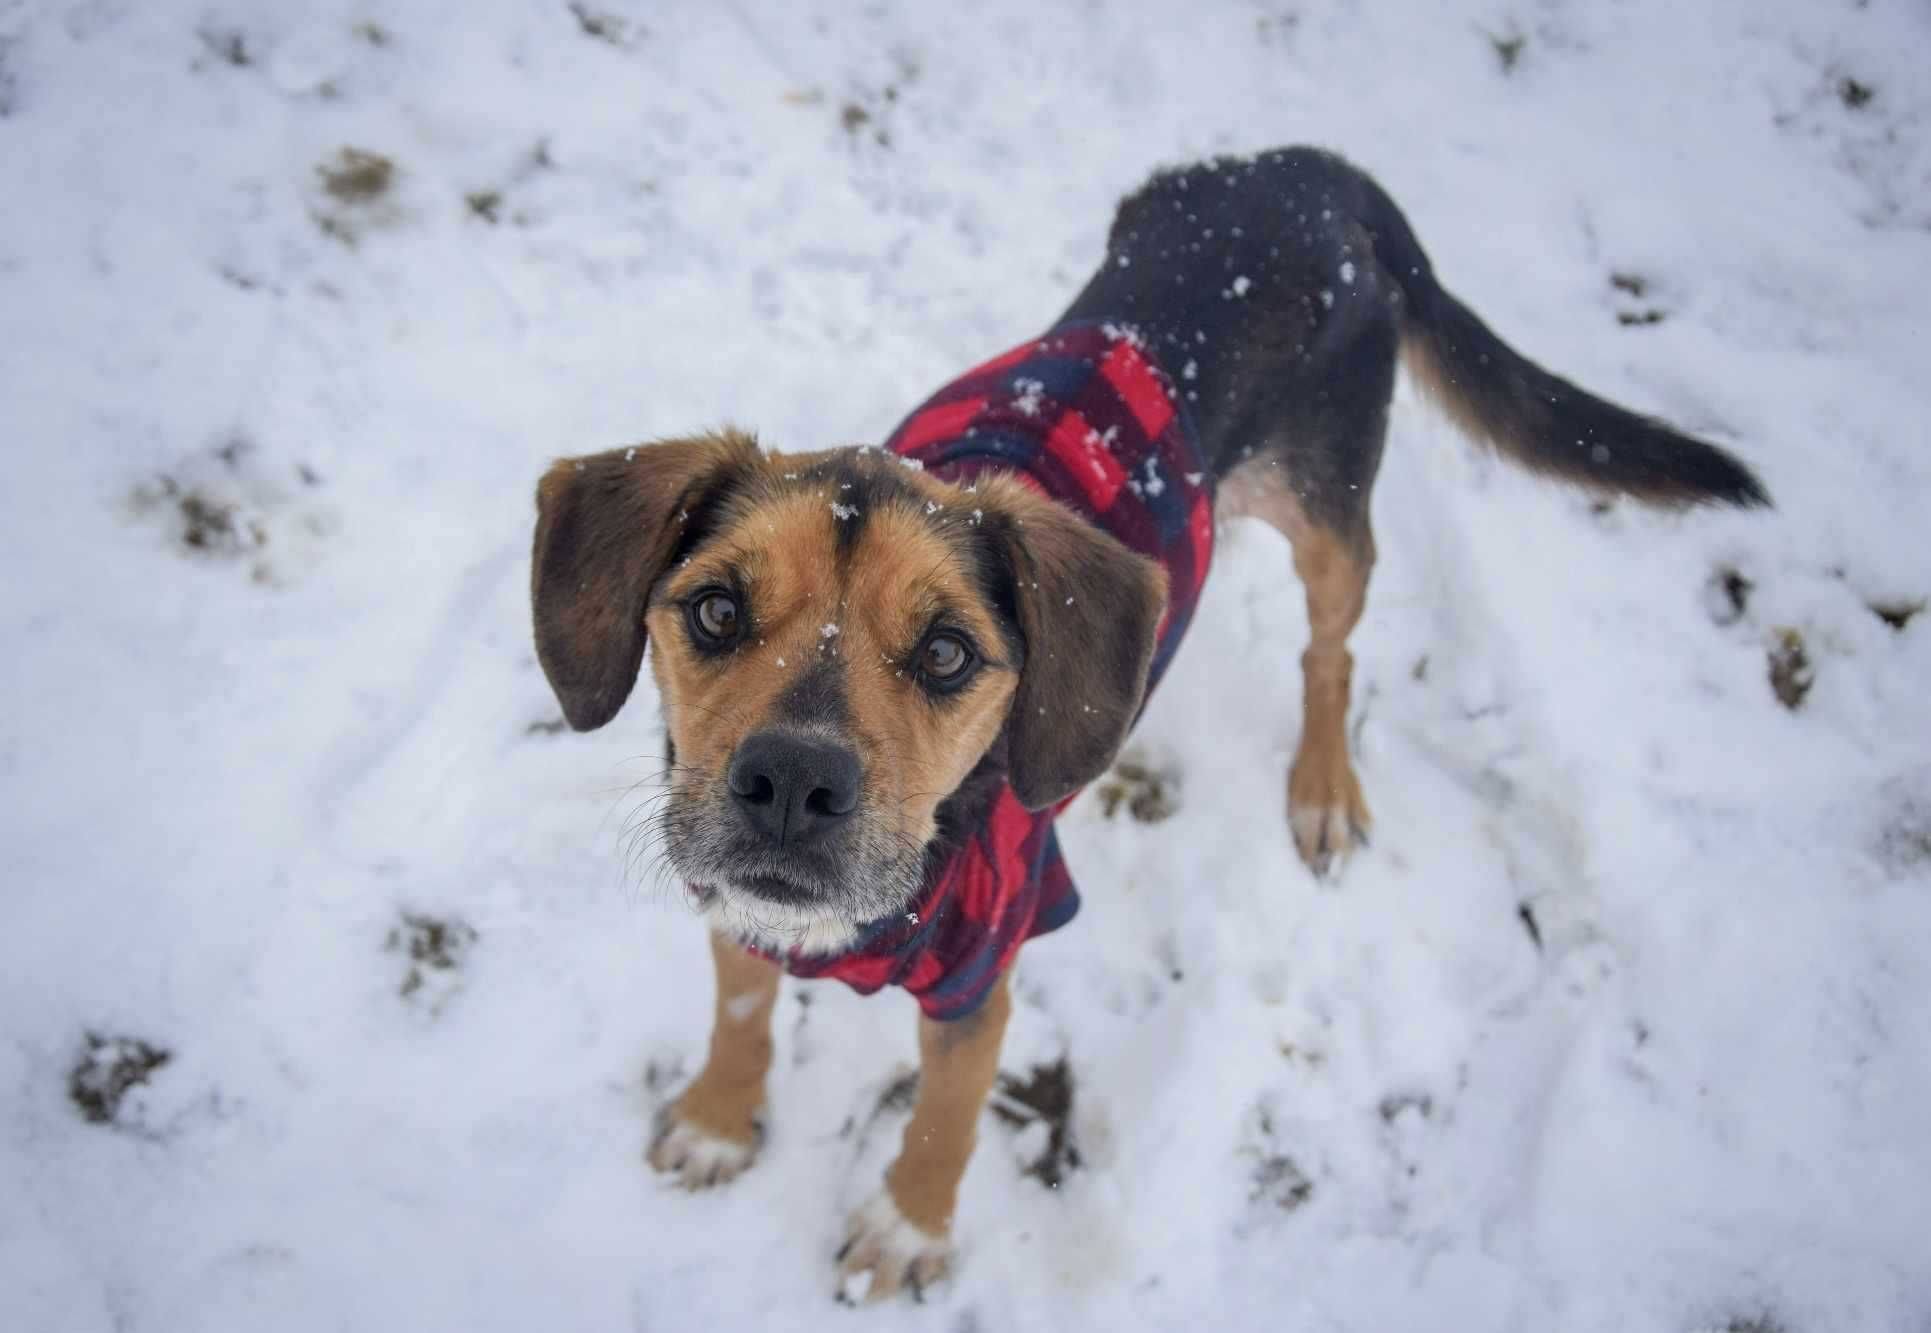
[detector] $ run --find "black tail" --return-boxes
[1363,182,1770,509]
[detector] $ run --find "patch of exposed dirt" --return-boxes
[319,147,393,203]
[875,1069,919,1115]
[69,1033,171,1126]
[195,25,251,68]
[833,50,920,148]
[1251,1150,1314,1211]
[1096,754,1179,823]
[1243,1105,1314,1212]
[129,437,334,582]
[567,3,639,47]
[991,1059,1081,1188]
[1705,566,1753,627]
[312,147,402,245]
[1610,270,1668,326]
[839,102,872,134]
[1767,628,1813,710]
[1868,597,1922,631]
[177,484,267,554]
[466,189,503,224]
[386,911,478,1010]
[1377,1091,1435,1125]
[1481,25,1525,74]
[1517,902,1544,951]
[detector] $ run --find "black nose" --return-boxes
[727,732,861,847]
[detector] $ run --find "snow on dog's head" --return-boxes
[530,430,1163,948]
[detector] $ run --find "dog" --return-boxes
[529,146,1767,1301]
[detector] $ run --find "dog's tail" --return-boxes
[1363,181,1770,508]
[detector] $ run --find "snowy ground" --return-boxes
[4,1,1931,1329]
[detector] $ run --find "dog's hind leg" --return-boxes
[1284,505,1375,874]
[1225,475,1377,876]
[1223,316,1392,876]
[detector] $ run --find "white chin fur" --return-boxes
[700,887,862,957]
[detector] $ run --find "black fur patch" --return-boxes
[776,659,850,727]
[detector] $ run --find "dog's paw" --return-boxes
[1287,750,1371,878]
[648,1107,760,1190]
[834,1192,953,1304]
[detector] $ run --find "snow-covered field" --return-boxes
[5,1,1930,1328]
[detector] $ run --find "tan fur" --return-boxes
[1222,461,1374,873]
[886,969,1012,1233]
[648,931,781,1182]
[644,471,1020,859]
[663,924,1014,1302]
[835,970,1014,1300]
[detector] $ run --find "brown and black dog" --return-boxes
[530,147,1766,1300]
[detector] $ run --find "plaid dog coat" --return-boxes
[764,321,1215,1020]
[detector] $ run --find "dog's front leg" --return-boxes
[838,971,1012,1302]
[648,929,780,1188]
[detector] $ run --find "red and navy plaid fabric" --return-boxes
[768,321,1215,1021]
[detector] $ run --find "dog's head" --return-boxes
[530,429,1167,949]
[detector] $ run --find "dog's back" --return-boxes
[1060,146,1769,517]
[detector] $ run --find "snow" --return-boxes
[3,2,1930,1331]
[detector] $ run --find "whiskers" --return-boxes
[590,723,943,956]
[599,752,705,907]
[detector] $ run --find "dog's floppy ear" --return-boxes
[531,430,758,731]
[982,477,1169,810]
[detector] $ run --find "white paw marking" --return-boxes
[836,1191,953,1303]
[1289,800,1369,879]
[648,1114,757,1190]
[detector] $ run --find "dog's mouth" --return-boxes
[657,773,935,955]
[687,871,816,906]
[739,872,811,902]
[682,872,888,958]
[670,824,926,955]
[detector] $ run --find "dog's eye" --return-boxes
[921,633,972,682]
[690,592,740,644]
